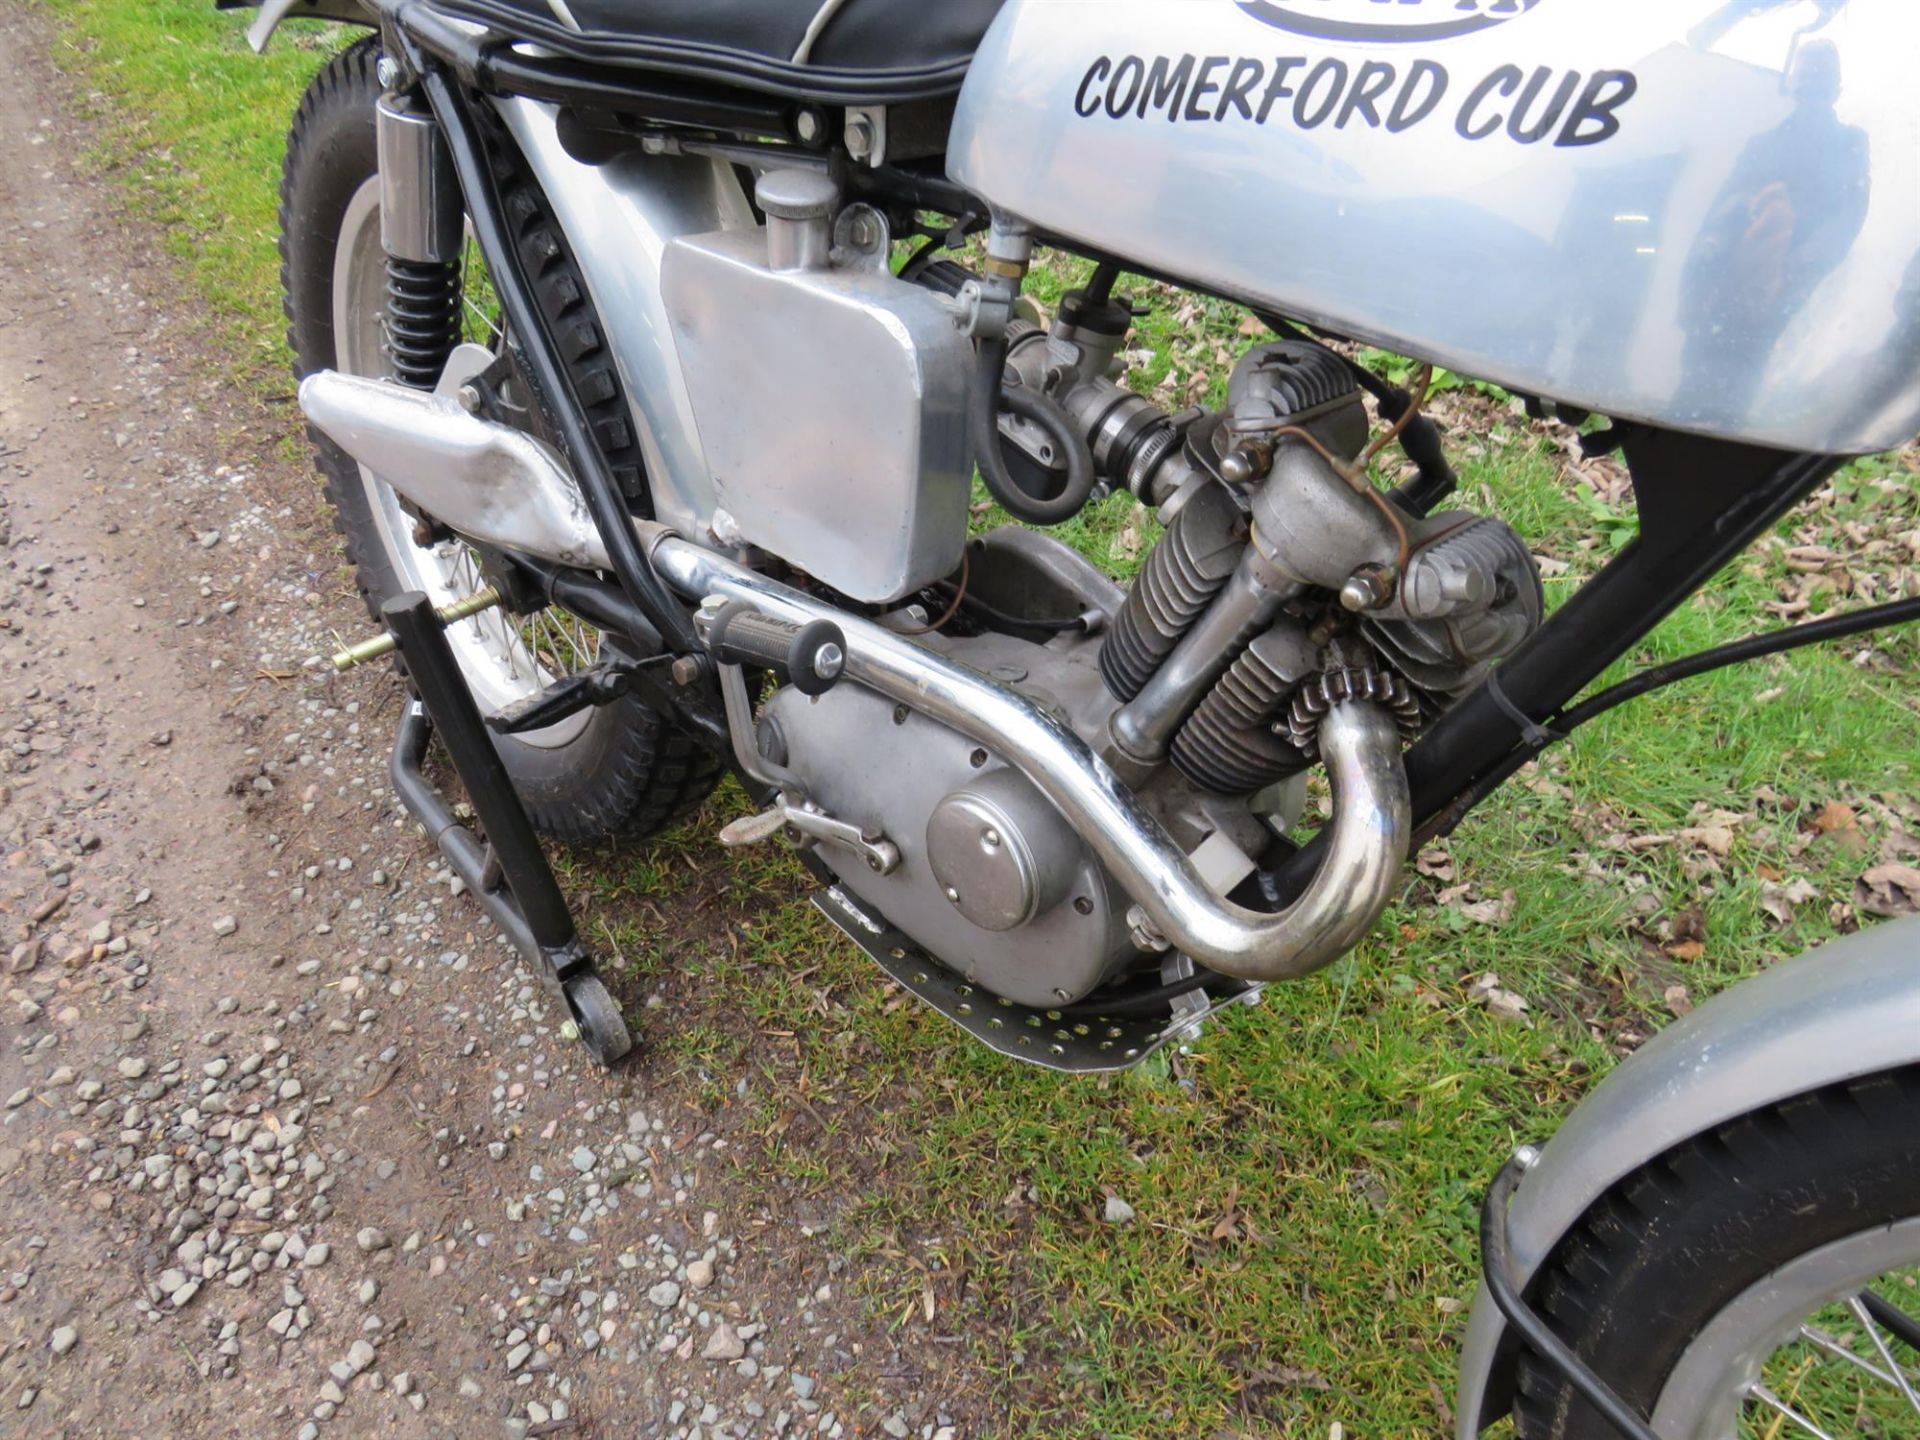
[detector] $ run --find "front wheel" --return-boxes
[1515,1066,1920,1439]
[279,39,719,844]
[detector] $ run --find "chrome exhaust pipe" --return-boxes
[640,524,1412,985]
[297,369,614,572]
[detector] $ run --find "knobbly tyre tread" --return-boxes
[279,39,719,845]
[1510,1064,1920,1438]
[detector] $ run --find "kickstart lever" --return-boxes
[719,799,900,875]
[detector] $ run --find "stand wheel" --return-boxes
[563,973,633,1067]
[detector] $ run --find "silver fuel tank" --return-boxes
[947,1,1920,455]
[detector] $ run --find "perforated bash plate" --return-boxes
[812,886,1262,1073]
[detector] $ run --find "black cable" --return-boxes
[1260,314,1457,515]
[896,233,945,283]
[1425,594,1920,841]
[969,333,1097,526]
[930,582,1084,636]
[1862,1289,1920,1354]
[1480,1155,1664,1440]
[1553,593,1920,733]
[1060,973,1249,1019]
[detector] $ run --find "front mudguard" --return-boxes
[216,0,376,54]
[1456,915,1920,1436]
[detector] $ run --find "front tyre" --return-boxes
[280,40,719,843]
[1514,1066,1920,1439]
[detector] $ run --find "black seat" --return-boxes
[433,0,1007,104]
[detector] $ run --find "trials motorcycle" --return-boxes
[227,0,1920,1433]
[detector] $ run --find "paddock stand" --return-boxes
[378,590,633,1066]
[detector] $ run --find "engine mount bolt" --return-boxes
[669,655,702,688]
[1339,564,1395,613]
[455,383,482,414]
[844,116,874,160]
[376,55,402,90]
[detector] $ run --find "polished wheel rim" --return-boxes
[1651,1216,1920,1439]
[332,177,597,747]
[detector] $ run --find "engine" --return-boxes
[682,193,1541,1011]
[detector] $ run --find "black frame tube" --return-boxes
[1417,590,1920,843]
[1267,444,1841,891]
[392,30,700,657]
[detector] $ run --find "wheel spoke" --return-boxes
[1744,1381,1836,1439]
[1846,1294,1920,1417]
[1795,1323,1904,1389]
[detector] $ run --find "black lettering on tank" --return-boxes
[1336,59,1398,129]
[1457,64,1522,140]
[1217,56,1266,121]
[1293,56,1348,129]
[1556,69,1638,147]
[1075,57,1111,118]
[1186,55,1229,120]
[1507,66,1581,143]
[1138,53,1198,120]
[1105,55,1146,117]
[1387,60,1448,132]
[1256,56,1306,123]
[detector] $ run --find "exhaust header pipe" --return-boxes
[297,369,613,573]
[641,525,1412,985]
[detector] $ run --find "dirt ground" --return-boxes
[0,11,974,1439]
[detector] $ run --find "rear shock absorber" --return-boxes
[377,87,465,390]
[385,259,461,389]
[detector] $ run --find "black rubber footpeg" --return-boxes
[703,603,846,696]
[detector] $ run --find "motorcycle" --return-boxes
[225,0,1920,1433]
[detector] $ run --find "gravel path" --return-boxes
[0,13,968,1438]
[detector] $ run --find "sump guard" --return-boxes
[813,885,1259,1073]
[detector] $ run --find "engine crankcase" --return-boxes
[761,649,1133,1009]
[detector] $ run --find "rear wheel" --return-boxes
[1515,1066,1920,1439]
[280,40,718,843]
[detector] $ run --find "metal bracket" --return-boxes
[484,658,655,736]
[843,105,887,167]
[812,886,1265,1074]
[1480,1149,1665,1440]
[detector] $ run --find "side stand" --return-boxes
[381,591,632,1065]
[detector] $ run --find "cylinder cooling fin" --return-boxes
[1168,623,1319,794]
[1099,480,1246,700]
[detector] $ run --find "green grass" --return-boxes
[41,3,1920,1433]
[41,0,347,387]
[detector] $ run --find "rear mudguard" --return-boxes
[1456,915,1920,1436]
[217,0,375,54]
